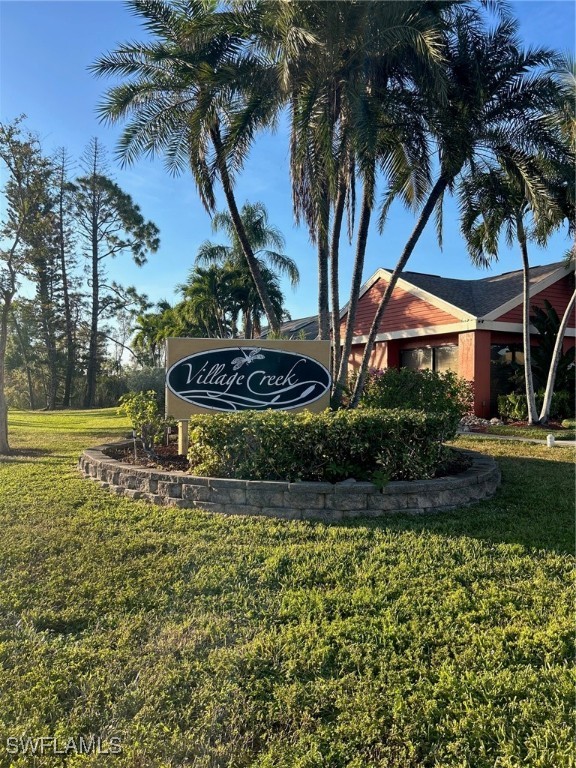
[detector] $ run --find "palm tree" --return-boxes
[179,265,236,339]
[195,201,296,337]
[349,10,564,407]
[92,0,285,333]
[94,0,455,371]
[538,257,576,423]
[458,162,564,424]
[274,0,447,395]
[232,264,287,339]
[538,54,576,424]
[548,53,576,153]
[197,201,299,286]
[132,299,174,366]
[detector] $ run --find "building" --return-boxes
[260,314,319,340]
[341,260,575,417]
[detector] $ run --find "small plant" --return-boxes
[118,390,173,453]
[497,392,529,421]
[370,467,390,491]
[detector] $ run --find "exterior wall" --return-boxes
[496,274,575,326]
[341,276,461,337]
[343,270,574,418]
[396,333,459,351]
[458,331,491,418]
[350,334,458,371]
[351,327,572,418]
[349,341,391,370]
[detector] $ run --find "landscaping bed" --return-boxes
[84,441,499,519]
[487,422,576,440]
[104,442,473,479]
[106,442,189,472]
[461,415,576,439]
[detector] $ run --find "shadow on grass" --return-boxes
[340,453,574,555]
[9,417,127,433]
[0,447,54,459]
[1,437,126,464]
[0,454,74,465]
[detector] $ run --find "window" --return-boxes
[435,345,459,373]
[490,343,524,413]
[400,348,432,371]
[400,345,458,374]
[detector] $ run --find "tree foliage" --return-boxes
[0,120,161,445]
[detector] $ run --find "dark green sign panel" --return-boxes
[167,346,331,412]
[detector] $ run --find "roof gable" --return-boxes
[346,261,571,321]
[481,262,573,319]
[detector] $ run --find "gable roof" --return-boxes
[261,261,572,339]
[354,260,572,321]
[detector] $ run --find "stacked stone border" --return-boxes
[79,442,500,520]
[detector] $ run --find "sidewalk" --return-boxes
[457,431,576,447]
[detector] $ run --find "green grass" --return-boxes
[0,410,574,768]
[486,424,575,441]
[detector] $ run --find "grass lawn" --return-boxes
[0,409,574,768]
[486,424,576,441]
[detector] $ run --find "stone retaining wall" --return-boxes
[79,442,500,520]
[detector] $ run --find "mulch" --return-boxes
[104,443,189,472]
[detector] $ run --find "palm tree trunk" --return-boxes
[244,310,253,340]
[216,309,225,339]
[317,187,330,340]
[517,217,538,425]
[330,178,347,382]
[350,175,449,408]
[538,287,576,424]
[210,126,280,334]
[331,180,373,408]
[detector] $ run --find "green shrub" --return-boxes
[96,368,165,409]
[561,418,576,429]
[497,392,528,421]
[353,368,473,426]
[498,390,575,421]
[188,408,456,483]
[118,390,173,452]
[96,374,129,408]
[546,390,575,419]
[123,367,165,408]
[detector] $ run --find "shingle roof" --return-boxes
[395,261,568,317]
[260,314,319,340]
[263,261,570,336]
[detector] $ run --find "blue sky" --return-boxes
[1,0,574,321]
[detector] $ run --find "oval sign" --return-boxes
[166,346,331,412]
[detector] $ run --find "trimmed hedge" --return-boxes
[353,368,473,426]
[187,408,456,483]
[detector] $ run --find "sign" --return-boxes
[166,338,331,417]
